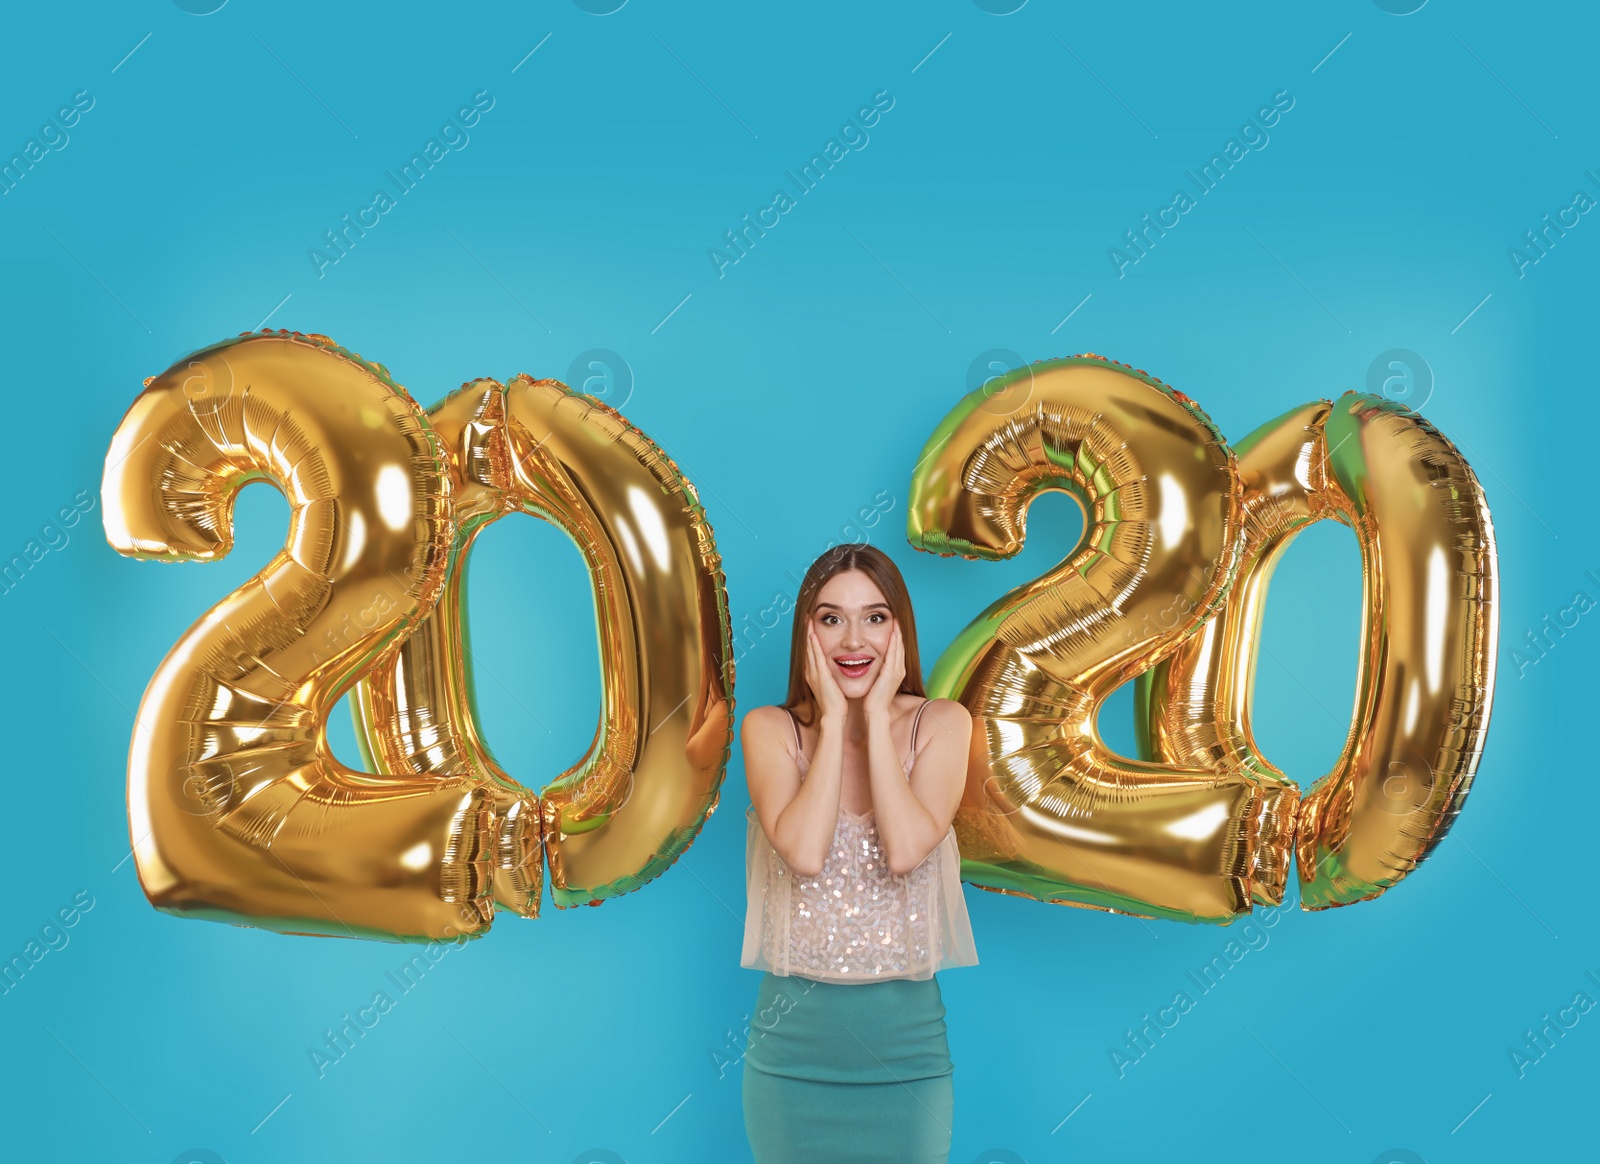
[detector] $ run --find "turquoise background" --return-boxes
[1,1,1594,1161]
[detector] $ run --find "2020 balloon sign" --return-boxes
[101,336,1496,942]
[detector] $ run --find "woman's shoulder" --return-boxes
[908,695,970,720]
[909,697,972,737]
[739,703,796,741]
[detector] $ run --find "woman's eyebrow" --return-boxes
[813,601,890,612]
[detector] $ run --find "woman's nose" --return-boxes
[840,621,864,648]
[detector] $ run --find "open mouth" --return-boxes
[834,655,874,679]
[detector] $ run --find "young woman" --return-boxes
[740,544,978,1163]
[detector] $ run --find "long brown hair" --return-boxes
[782,544,926,726]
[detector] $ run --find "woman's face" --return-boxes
[810,568,895,698]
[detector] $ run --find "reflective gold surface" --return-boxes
[1133,400,1332,907]
[504,376,735,907]
[355,374,736,910]
[1137,392,1498,910]
[102,331,495,942]
[351,379,543,918]
[1302,393,1497,908]
[908,355,1296,924]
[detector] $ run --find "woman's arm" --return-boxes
[742,705,845,878]
[869,699,972,875]
[862,624,974,875]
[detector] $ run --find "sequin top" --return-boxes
[741,700,979,983]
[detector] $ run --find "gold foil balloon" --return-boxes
[348,379,544,918]
[1130,399,1330,909]
[101,331,502,942]
[354,374,736,910]
[1137,393,1499,909]
[907,355,1298,924]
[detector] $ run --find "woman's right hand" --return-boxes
[805,622,848,722]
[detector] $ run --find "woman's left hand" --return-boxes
[865,623,905,717]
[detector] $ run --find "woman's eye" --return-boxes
[867,613,885,623]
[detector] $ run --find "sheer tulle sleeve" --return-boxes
[931,832,979,973]
[741,804,787,974]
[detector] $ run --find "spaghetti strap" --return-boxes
[787,702,928,767]
[906,699,930,769]
[785,707,804,760]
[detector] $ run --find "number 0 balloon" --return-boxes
[351,373,737,912]
[1136,393,1498,910]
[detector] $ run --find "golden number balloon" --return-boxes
[101,332,496,942]
[907,355,1300,924]
[1136,393,1498,909]
[102,330,734,942]
[352,373,736,911]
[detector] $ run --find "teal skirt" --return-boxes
[742,972,954,1163]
